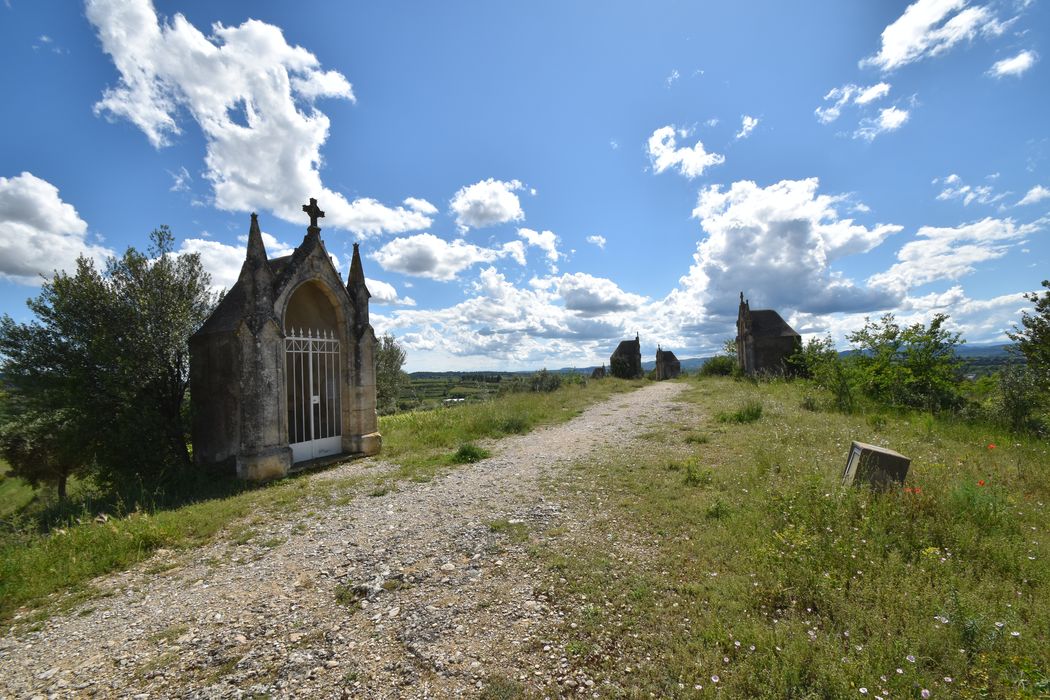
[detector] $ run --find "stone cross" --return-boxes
[302,198,325,229]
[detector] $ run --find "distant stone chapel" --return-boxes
[190,199,381,481]
[609,334,643,379]
[735,292,801,376]
[655,347,681,380]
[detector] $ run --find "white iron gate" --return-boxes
[285,328,342,463]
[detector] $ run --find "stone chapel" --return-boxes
[735,292,801,376]
[189,199,381,481]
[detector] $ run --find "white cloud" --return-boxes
[179,230,296,290]
[933,173,1006,206]
[609,140,619,150]
[854,106,910,141]
[735,115,759,140]
[586,234,607,249]
[861,0,1003,72]
[647,125,725,179]
[86,0,431,237]
[989,49,1038,77]
[365,277,415,306]
[1017,185,1050,206]
[402,197,438,216]
[502,239,527,266]
[665,69,680,87]
[370,233,524,281]
[815,83,891,124]
[555,272,647,317]
[868,217,1038,293]
[448,178,525,232]
[518,227,560,269]
[679,178,902,317]
[168,166,192,192]
[0,172,114,285]
[855,82,892,105]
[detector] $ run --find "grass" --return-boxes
[0,377,641,625]
[537,376,1050,698]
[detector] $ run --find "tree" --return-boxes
[1007,279,1050,389]
[847,313,963,411]
[0,227,216,494]
[375,333,408,414]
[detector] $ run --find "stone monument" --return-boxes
[189,199,381,481]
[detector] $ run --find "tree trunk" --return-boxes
[57,471,68,502]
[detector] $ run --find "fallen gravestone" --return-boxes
[841,441,911,490]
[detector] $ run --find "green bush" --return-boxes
[449,443,490,464]
[717,399,763,423]
[699,355,736,377]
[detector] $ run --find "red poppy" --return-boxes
[978,480,986,487]
[988,444,996,450]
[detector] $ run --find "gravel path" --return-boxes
[0,381,687,699]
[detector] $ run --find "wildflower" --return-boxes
[944,677,952,683]
[723,656,729,663]
[734,641,741,648]
[860,689,868,695]
[896,668,903,674]
[922,690,931,699]
[711,675,720,683]
[988,443,996,450]
[906,654,916,663]
[749,645,755,652]
[995,622,1004,629]
[1011,631,1021,638]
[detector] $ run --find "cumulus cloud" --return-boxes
[370,233,524,281]
[989,49,1038,77]
[861,0,1003,72]
[448,178,525,232]
[933,173,1006,206]
[555,272,647,317]
[0,172,113,284]
[365,277,415,306]
[868,216,1039,293]
[377,266,638,370]
[815,83,892,123]
[678,178,902,317]
[86,0,431,237]
[178,230,296,290]
[1017,185,1050,206]
[647,126,725,179]
[854,106,910,141]
[735,115,759,140]
[586,234,607,249]
[518,227,560,269]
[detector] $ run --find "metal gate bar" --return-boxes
[286,328,341,462]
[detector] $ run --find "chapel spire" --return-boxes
[245,212,268,264]
[347,242,371,330]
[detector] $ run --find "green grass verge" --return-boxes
[0,376,642,625]
[539,377,1050,698]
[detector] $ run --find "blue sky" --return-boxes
[1,0,1047,371]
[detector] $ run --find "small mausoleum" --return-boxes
[609,334,643,379]
[655,347,681,380]
[735,292,801,376]
[190,199,381,481]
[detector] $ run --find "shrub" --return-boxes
[996,364,1044,434]
[528,369,562,393]
[699,355,736,377]
[450,443,490,464]
[717,399,763,423]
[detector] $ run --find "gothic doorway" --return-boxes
[284,282,342,463]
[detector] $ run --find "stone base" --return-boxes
[236,445,293,481]
[345,431,382,456]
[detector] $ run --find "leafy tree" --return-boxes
[789,336,856,412]
[1007,279,1050,389]
[847,313,963,411]
[699,355,735,377]
[375,333,408,414]
[0,227,216,494]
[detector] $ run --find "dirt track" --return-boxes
[0,381,687,699]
